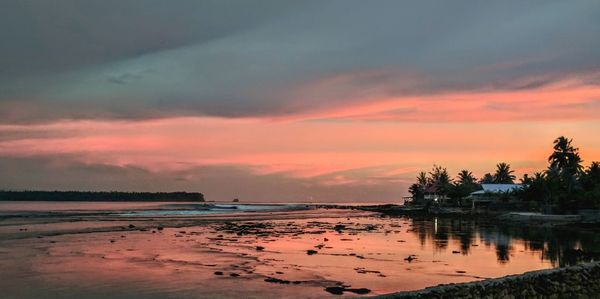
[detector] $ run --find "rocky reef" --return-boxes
[374,262,600,299]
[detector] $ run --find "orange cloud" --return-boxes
[1,77,599,198]
[286,77,600,122]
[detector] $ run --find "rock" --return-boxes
[333,224,345,232]
[214,271,224,275]
[346,288,371,295]
[264,277,291,284]
[255,246,265,251]
[325,287,345,295]
[229,273,240,277]
[404,255,417,262]
[307,250,318,255]
[128,224,136,228]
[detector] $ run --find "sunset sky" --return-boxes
[1,1,599,202]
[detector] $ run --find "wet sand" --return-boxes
[0,203,586,298]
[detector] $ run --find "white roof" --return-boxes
[471,184,522,195]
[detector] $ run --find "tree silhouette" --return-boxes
[429,165,452,195]
[493,162,515,184]
[417,171,428,187]
[408,183,424,201]
[457,170,477,186]
[447,170,479,201]
[548,136,583,195]
[480,173,494,184]
[579,161,600,208]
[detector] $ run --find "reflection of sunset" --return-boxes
[3,207,590,298]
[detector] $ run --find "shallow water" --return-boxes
[1,202,599,298]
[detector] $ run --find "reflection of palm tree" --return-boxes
[493,162,516,184]
[495,244,511,263]
[404,216,595,267]
[456,218,474,254]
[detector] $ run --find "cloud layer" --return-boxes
[1,1,599,122]
[1,1,599,201]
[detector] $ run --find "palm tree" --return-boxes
[548,136,583,195]
[586,162,600,182]
[408,183,424,201]
[480,173,494,184]
[457,170,477,186]
[493,162,515,184]
[416,171,428,187]
[520,174,532,185]
[429,165,451,195]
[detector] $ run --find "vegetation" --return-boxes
[493,162,516,184]
[409,136,600,213]
[516,136,600,213]
[0,191,204,202]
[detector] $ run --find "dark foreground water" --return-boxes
[1,202,599,298]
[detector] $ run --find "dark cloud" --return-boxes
[0,0,301,78]
[1,0,599,123]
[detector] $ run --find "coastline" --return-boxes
[2,203,599,298]
[328,204,600,228]
[372,261,600,299]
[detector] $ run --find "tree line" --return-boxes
[0,191,205,202]
[409,136,600,212]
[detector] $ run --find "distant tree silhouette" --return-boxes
[0,191,204,202]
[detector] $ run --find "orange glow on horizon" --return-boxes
[1,79,600,198]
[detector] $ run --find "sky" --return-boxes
[1,0,600,202]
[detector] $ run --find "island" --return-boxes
[0,191,204,202]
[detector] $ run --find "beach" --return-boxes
[2,202,598,298]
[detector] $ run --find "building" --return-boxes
[423,185,448,203]
[470,183,523,210]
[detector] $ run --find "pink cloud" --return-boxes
[1,76,600,197]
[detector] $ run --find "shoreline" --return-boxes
[324,203,600,228]
[372,261,600,299]
[2,204,599,298]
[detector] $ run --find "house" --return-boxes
[470,183,522,210]
[470,184,522,197]
[423,185,448,203]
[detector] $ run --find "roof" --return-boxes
[471,184,522,195]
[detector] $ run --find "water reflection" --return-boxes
[408,216,600,267]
